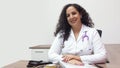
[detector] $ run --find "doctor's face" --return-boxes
[66,6,82,27]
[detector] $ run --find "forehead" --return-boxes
[66,6,78,13]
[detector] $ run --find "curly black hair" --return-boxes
[54,3,94,43]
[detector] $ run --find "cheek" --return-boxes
[67,18,70,23]
[76,15,80,19]
[67,17,69,21]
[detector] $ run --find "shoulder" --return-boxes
[55,32,63,38]
[83,25,100,38]
[83,25,102,41]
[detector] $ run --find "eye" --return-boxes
[72,12,76,15]
[66,14,70,17]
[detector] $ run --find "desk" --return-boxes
[3,60,107,68]
[3,60,28,68]
[3,60,60,68]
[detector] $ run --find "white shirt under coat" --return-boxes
[48,24,107,64]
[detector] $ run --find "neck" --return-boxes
[72,24,82,41]
[72,24,82,33]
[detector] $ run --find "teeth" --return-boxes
[71,21,76,23]
[71,20,76,23]
[70,18,77,23]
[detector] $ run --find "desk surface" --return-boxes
[3,60,107,68]
[3,60,28,68]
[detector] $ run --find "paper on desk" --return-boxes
[59,61,97,68]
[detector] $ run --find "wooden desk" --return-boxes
[3,60,60,68]
[3,60,107,68]
[3,60,28,68]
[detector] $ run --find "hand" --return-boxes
[62,54,81,62]
[68,59,84,66]
[62,54,74,62]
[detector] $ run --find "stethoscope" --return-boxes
[82,31,89,42]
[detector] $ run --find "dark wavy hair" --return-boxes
[54,3,94,43]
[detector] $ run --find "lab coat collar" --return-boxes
[70,24,89,41]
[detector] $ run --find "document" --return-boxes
[59,61,97,68]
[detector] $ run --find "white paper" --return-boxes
[59,61,97,68]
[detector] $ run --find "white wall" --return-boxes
[0,0,120,67]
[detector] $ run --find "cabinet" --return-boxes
[29,45,51,61]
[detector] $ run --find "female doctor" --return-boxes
[48,3,107,65]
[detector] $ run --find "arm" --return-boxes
[80,29,107,64]
[48,34,63,63]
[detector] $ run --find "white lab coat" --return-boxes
[48,24,107,64]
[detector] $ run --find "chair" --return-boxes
[97,29,102,37]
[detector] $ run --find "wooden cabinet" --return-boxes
[29,45,51,61]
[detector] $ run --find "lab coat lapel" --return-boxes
[70,29,75,40]
[77,25,89,42]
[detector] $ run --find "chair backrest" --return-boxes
[97,29,102,37]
